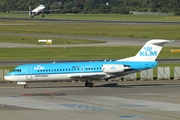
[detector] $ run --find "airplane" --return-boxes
[4,39,172,88]
[29,4,46,18]
[13,4,60,18]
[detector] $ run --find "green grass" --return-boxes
[1,13,180,22]
[0,46,179,60]
[0,66,15,71]
[0,36,105,44]
[1,21,180,40]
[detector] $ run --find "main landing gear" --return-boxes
[24,84,28,89]
[85,81,94,88]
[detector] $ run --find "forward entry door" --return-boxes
[26,66,32,80]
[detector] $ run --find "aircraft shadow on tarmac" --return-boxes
[27,83,173,89]
[97,83,172,88]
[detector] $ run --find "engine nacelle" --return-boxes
[102,64,130,73]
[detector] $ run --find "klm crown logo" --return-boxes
[140,46,157,56]
[144,46,152,51]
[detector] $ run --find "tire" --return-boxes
[88,83,94,88]
[24,85,28,89]
[85,82,89,87]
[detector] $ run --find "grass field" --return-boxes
[0,46,179,60]
[1,13,180,22]
[0,13,179,79]
[0,36,105,44]
[1,22,180,40]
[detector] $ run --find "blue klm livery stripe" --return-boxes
[6,61,157,76]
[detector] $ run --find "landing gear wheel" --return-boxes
[85,81,89,87]
[88,83,94,88]
[24,84,28,89]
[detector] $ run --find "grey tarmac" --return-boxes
[0,80,180,120]
[0,32,179,48]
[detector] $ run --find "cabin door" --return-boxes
[26,66,32,80]
[81,66,84,72]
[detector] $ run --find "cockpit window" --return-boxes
[12,69,21,72]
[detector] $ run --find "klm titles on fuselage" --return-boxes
[140,46,157,56]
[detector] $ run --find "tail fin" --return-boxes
[117,39,173,61]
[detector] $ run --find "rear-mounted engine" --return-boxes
[102,64,130,73]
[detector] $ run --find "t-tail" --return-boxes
[117,39,173,62]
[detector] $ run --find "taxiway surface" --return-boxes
[0,33,179,48]
[0,80,180,120]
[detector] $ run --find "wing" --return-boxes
[68,73,106,78]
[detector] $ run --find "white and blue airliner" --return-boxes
[4,39,172,88]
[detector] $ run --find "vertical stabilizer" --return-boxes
[117,39,173,61]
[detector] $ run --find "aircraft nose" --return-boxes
[4,75,11,81]
[4,74,13,81]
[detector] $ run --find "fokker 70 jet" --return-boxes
[4,39,172,88]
